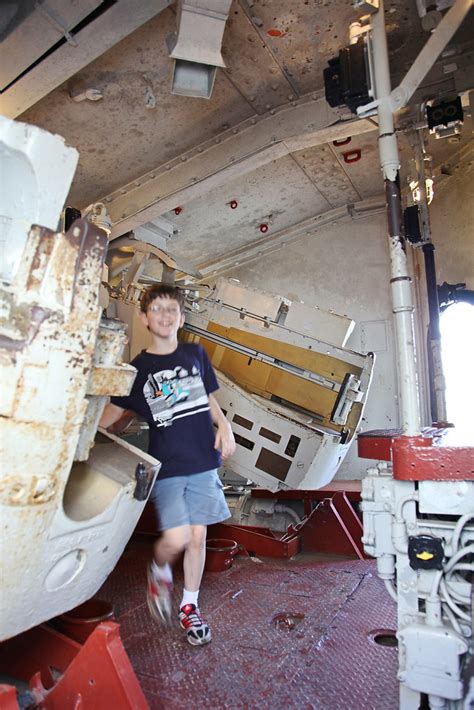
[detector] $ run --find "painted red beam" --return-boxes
[0,621,148,709]
[392,435,474,481]
[357,429,401,461]
[358,428,474,481]
[208,522,300,558]
[250,481,361,502]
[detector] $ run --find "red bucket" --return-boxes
[205,538,239,572]
[55,599,115,643]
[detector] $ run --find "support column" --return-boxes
[371,0,421,436]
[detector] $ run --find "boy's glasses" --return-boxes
[147,305,181,315]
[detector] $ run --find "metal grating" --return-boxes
[96,538,398,709]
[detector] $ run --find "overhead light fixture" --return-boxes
[169,1,232,99]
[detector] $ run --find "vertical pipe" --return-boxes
[370,1,421,436]
[422,243,447,422]
[409,126,447,423]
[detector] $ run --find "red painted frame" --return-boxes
[357,428,474,481]
[0,621,148,709]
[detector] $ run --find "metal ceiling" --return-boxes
[2,0,473,272]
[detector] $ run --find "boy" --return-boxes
[100,284,235,646]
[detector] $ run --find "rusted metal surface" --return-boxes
[1,219,108,508]
[87,364,136,396]
[95,539,398,709]
[75,317,136,461]
[0,303,50,352]
[0,473,57,506]
[0,213,158,641]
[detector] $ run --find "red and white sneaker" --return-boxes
[146,563,173,624]
[178,604,212,646]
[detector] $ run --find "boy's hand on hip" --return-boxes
[214,421,236,459]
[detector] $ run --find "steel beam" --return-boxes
[390,0,474,112]
[0,0,172,119]
[196,197,384,278]
[104,96,376,238]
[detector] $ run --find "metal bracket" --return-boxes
[357,0,473,116]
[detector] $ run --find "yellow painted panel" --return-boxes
[219,349,273,398]
[267,368,336,418]
[181,325,361,435]
[207,323,361,381]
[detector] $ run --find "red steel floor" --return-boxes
[96,537,399,710]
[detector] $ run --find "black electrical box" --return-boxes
[408,535,444,570]
[426,97,463,129]
[404,205,422,244]
[324,41,370,114]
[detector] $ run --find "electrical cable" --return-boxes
[384,578,398,602]
[440,578,471,623]
[450,514,474,553]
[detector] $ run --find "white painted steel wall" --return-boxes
[228,212,400,480]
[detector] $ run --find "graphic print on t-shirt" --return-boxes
[143,364,210,427]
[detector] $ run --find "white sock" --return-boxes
[151,560,173,583]
[180,588,199,609]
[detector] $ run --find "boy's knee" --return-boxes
[159,526,192,554]
[189,525,207,549]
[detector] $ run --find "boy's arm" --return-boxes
[208,393,236,459]
[99,403,128,429]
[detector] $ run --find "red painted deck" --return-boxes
[96,537,399,709]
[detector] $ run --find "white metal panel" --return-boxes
[291,143,361,207]
[0,434,159,641]
[166,152,334,265]
[186,301,368,369]
[328,135,385,200]
[213,278,286,320]
[284,300,354,348]
[0,115,78,282]
[0,0,102,91]
[221,4,296,114]
[0,0,173,118]
[215,373,347,491]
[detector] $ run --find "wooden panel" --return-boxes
[181,327,360,436]
[267,367,337,420]
[208,322,362,380]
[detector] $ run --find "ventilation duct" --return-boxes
[169,0,232,99]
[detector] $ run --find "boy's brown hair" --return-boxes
[140,284,186,313]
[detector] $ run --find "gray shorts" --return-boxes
[149,469,231,531]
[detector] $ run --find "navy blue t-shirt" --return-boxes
[111,343,221,478]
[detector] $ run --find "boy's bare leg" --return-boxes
[153,525,191,566]
[179,525,211,646]
[182,525,207,592]
[148,525,190,623]
[151,524,206,590]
